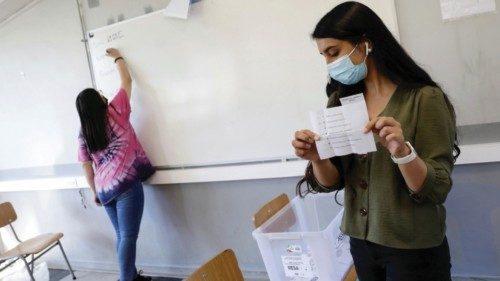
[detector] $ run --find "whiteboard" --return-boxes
[88,0,399,167]
[0,0,91,170]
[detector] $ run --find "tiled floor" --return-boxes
[58,271,118,281]
[50,269,500,281]
[453,279,500,281]
[50,269,181,281]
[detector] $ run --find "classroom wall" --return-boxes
[1,164,499,278]
[446,163,500,277]
[80,0,170,29]
[0,0,499,279]
[0,178,298,279]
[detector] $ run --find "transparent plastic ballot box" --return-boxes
[252,192,353,281]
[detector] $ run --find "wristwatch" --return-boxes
[391,141,417,164]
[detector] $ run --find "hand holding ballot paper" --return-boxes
[309,93,377,159]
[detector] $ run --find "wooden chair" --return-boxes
[253,193,290,229]
[0,202,76,281]
[253,193,357,281]
[185,249,243,281]
[344,265,358,281]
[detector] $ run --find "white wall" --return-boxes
[0,178,298,279]
[0,0,90,170]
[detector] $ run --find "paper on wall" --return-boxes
[164,0,191,19]
[440,0,496,21]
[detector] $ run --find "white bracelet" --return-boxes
[391,141,417,164]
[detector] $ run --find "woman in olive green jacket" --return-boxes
[292,2,459,281]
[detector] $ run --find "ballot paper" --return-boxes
[309,93,376,159]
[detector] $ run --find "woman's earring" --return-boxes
[365,41,372,53]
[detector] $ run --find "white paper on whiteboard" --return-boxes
[164,0,191,19]
[440,0,496,21]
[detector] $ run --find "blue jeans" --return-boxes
[350,236,452,281]
[104,182,144,281]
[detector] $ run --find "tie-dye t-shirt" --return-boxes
[78,88,155,205]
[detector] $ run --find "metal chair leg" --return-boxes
[58,242,76,280]
[30,254,35,272]
[20,256,35,281]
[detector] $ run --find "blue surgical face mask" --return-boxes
[327,42,370,85]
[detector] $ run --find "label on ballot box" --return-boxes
[281,252,318,280]
[334,233,352,265]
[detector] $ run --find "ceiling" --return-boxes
[0,0,36,24]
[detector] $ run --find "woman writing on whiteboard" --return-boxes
[292,2,459,281]
[76,48,155,281]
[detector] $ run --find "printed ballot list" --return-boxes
[310,93,376,159]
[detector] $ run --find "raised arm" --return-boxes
[106,48,132,99]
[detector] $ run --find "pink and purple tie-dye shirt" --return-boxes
[78,88,155,205]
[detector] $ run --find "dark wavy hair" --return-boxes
[76,88,109,153]
[297,1,460,198]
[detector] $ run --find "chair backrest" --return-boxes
[0,202,17,228]
[344,265,357,281]
[252,193,290,228]
[186,249,244,281]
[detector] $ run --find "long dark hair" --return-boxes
[76,88,109,153]
[297,1,460,197]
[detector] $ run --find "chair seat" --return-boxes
[0,233,63,260]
